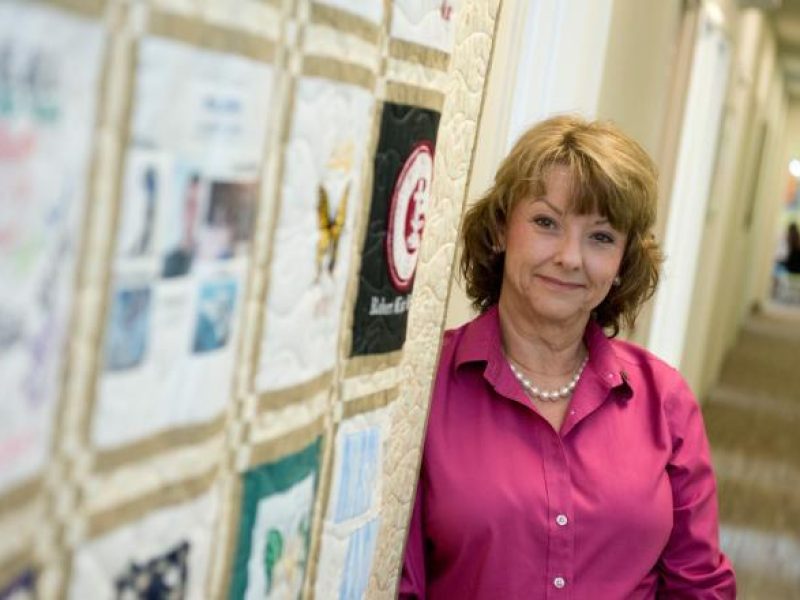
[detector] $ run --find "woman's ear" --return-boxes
[493,227,506,254]
[492,237,505,255]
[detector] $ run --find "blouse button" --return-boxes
[555,514,568,526]
[553,576,566,589]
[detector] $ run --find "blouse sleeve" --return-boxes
[657,375,736,598]
[398,477,427,599]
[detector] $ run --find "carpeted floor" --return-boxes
[703,303,800,599]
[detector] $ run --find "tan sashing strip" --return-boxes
[0,549,34,593]
[247,415,325,469]
[44,0,105,17]
[257,371,334,412]
[78,24,137,453]
[86,466,218,539]
[93,414,226,473]
[342,387,398,419]
[344,350,404,377]
[302,55,376,91]
[388,38,451,71]
[246,31,298,395]
[148,10,276,62]
[0,477,42,516]
[385,80,445,113]
[304,425,336,600]
[216,473,244,600]
[308,2,381,45]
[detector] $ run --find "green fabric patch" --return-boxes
[229,438,321,599]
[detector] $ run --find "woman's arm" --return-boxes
[657,376,736,598]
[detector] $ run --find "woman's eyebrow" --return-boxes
[531,197,563,216]
[531,199,613,226]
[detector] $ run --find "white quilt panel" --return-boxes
[93,36,273,449]
[0,2,104,492]
[68,487,219,599]
[391,0,461,53]
[255,77,373,393]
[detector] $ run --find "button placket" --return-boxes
[542,434,573,598]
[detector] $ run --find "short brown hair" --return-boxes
[459,115,663,336]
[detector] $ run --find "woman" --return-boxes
[400,116,735,598]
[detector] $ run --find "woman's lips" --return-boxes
[536,274,585,289]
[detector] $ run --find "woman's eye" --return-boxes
[591,232,616,244]
[532,216,557,229]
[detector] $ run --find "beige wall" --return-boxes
[784,102,800,156]
[744,69,788,314]
[594,0,684,347]
[682,9,764,396]
[595,0,683,159]
[682,9,790,399]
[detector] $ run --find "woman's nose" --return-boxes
[554,233,582,269]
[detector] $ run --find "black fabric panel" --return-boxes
[351,102,441,356]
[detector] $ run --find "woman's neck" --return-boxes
[497,300,588,377]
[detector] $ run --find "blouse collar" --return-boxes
[454,304,633,399]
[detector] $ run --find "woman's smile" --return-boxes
[535,273,586,290]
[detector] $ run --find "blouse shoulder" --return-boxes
[609,337,684,381]
[608,337,695,402]
[606,337,701,443]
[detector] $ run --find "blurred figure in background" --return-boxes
[782,221,800,274]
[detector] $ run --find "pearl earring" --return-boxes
[613,276,621,287]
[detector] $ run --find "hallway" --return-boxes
[703,305,800,599]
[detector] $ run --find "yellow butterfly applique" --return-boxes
[316,182,349,280]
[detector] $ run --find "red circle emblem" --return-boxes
[385,142,434,292]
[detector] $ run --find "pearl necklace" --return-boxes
[508,355,589,402]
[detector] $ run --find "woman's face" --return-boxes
[499,166,627,327]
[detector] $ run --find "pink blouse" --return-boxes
[400,306,735,599]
